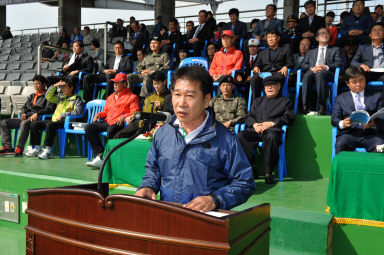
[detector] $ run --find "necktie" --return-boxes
[355,94,364,111]
[250,56,254,68]
[318,48,325,65]
[193,25,202,38]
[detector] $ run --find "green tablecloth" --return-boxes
[102,138,152,187]
[327,151,384,221]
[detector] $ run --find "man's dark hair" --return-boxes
[73,40,84,48]
[84,26,90,31]
[169,18,179,26]
[130,16,136,21]
[61,76,75,90]
[136,48,146,55]
[62,28,68,34]
[352,0,365,7]
[266,4,277,12]
[217,22,226,28]
[375,5,383,11]
[186,20,194,27]
[199,10,208,17]
[344,36,359,46]
[117,18,124,23]
[340,11,350,20]
[326,11,335,18]
[32,74,47,85]
[228,8,239,16]
[151,70,166,82]
[344,66,366,82]
[304,0,316,8]
[370,22,384,33]
[251,19,259,26]
[171,66,213,97]
[92,39,100,48]
[113,40,125,48]
[207,11,213,16]
[267,30,280,36]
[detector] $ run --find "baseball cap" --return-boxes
[218,75,235,86]
[110,73,127,82]
[221,30,234,38]
[151,36,161,42]
[248,38,260,46]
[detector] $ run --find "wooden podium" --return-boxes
[26,183,270,254]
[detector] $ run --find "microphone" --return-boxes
[134,111,172,124]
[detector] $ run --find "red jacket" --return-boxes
[99,88,140,125]
[209,47,243,76]
[327,25,338,47]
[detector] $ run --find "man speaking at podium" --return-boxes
[135,66,256,212]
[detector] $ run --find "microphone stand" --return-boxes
[97,123,149,195]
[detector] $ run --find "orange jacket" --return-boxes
[209,47,244,76]
[99,88,140,125]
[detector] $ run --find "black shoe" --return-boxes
[14,147,23,157]
[302,105,310,115]
[251,165,259,179]
[265,172,276,184]
[0,147,14,155]
[318,105,326,115]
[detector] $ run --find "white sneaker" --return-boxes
[25,146,41,157]
[86,155,103,168]
[376,144,384,153]
[38,147,53,159]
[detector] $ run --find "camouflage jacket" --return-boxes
[209,96,247,131]
[136,52,170,73]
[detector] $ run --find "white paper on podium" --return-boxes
[204,211,229,217]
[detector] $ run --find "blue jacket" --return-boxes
[138,110,256,209]
[340,14,372,36]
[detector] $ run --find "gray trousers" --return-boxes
[302,70,333,108]
[0,118,32,148]
[127,73,153,98]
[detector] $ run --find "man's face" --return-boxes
[62,42,69,49]
[345,45,358,57]
[61,83,73,97]
[287,21,297,29]
[316,28,329,44]
[114,43,124,56]
[137,51,145,62]
[186,23,193,32]
[74,27,80,34]
[150,40,161,52]
[219,82,234,97]
[113,81,127,93]
[299,39,311,55]
[33,80,45,93]
[84,28,89,35]
[347,74,366,94]
[172,78,210,125]
[251,22,257,30]
[229,14,239,23]
[305,4,316,16]
[131,23,139,32]
[248,45,259,55]
[352,1,364,16]
[73,42,83,55]
[325,16,334,26]
[265,6,275,19]
[371,13,378,23]
[198,12,207,24]
[267,33,279,47]
[376,6,383,16]
[153,80,166,95]
[369,25,384,41]
[117,19,122,25]
[207,44,216,56]
[264,84,281,98]
[169,22,176,32]
[221,35,234,48]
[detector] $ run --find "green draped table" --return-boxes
[102,138,152,187]
[327,151,384,222]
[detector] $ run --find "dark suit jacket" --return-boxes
[243,53,258,77]
[63,52,93,74]
[351,44,377,68]
[341,49,354,70]
[252,18,283,39]
[297,15,325,36]
[194,23,214,43]
[103,54,132,74]
[301,46,342,72]
[223,21,248,39]
[255,46,294,72]
[340,14,372,36]
[161,30,183,46]
[331,90,384,136]
[130,29,149,49]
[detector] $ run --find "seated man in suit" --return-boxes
[293,37,311,72]
[338,0,372,47]
[301,27,342,115]
[46,40,93,89]
[252,4,283,47]
[237,75,295,184]
[209,30,243,81]
[223,8,248,48]
[83,41,132,103]
[351,23,384,83]
[182,20,194,42]
[85,73,140,168]
[127,36,170,99]
[249,30,294,100]
[332,66,384,154]
[297,0,326,47]
[186,10,213,56]
[127,21,149,61]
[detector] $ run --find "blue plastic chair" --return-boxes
[167,57,209,88]
[294,68,340,115]
[331,126,366,160]
[58,99,106,160]
[170,42,177,70]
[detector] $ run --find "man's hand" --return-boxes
[141,70,153,75]
[360,64,370,72]
[260,121,275,132]
[135,187,156,200]
[253,123,263,133]
[29,113,38,122]
[213,74,221,81]
[302,31,314,38]
[54,80,66,87]
[125,115,134,125]
[20,113,27,121]
[363,119,375,129]
[348,30,363,36]
[223,121,231,128]
[104,69,116,75]
[343,118,351,128]
[93,113,100,123]
[253,66,261,74]
[63,64,69,72]
[56,115,63,121]
[131,39,136,45]
[68,70,78,76]
[183,195,216,212]
[153,101,161,109]
[278,66,288,77]
[188,38,199,43]
[115,116,125,126]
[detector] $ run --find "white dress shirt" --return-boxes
[315,45,328,66]
[113,54,122,70]
[67,53,82,67]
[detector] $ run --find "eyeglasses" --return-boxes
[317,32,329,36]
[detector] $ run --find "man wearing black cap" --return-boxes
[282,15,300,53]
[237,75,295,184]
[126,36,170,98]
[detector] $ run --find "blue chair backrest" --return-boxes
[179,57,209,71]
[85,99,106,123]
